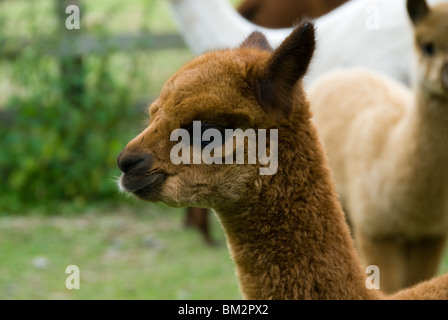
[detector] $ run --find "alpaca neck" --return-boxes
[413,88,448,143]
[383,87,448,221]
[412,89,448,171]
[394,89,448,171]
[216,110,380,300]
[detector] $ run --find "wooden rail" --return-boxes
[0,33,186,60]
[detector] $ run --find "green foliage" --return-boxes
[0,0,195,213]
[0,1,153,213]
[0,52,142,213]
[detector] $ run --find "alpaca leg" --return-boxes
[185,207,215,246]
[184,207,194,226]
[355,230,408,293]
[356,230,447,293]
[195,207,215,246]
[401,235,447,289]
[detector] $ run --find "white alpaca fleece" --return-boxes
[167,0,447,87]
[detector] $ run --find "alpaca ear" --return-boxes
[407,0,430,25]
[241,31,274,52]
[254,20,315,118]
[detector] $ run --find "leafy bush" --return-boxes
[0,51,144,213]
[0,1,151,213]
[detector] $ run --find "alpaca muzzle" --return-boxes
[117,150,152,175]
[117,150,165,195]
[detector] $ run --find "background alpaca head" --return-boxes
[117,22,315,212]
[408,0,448,95]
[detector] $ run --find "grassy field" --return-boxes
[2,204,448,300]
[0,204,240,300]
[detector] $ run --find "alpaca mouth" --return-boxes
[119,172,168,200]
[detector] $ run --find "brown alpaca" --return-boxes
[117,21,448,299]
[237,0,349,28]
[186,0,350,242]
[308,0,448,293]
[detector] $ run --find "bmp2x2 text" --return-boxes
[178,304,268,317]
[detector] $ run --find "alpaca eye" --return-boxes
[200,124,226,148]
[421,42,435,57]
[187,123,226,148]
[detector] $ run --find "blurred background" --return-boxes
[1,0,448,300]
[0,0,241,299]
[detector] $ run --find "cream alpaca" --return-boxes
[308,0,448,293]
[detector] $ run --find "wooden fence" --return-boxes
[0,0,187,122]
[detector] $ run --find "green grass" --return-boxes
[2,206,448,299]
[0,205,241,299]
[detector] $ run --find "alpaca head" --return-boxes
[117,21,315,212]
[408,0,448,95]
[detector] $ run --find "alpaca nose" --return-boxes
[442,63,448,91]
[117,149,153,174]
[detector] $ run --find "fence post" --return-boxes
[56,0,84,107]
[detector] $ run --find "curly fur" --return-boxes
[118,20,448,299]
